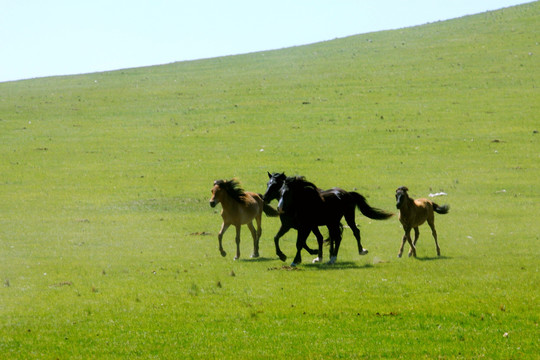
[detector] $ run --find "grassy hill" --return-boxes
[0,2,538,359]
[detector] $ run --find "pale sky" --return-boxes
[0,0,532,83]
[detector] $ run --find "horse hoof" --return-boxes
[234,256,239,261]
[397,253,402,258]
[278,254,287,262]
[220,250,227,257]
[359,249,369,255]
[251,253,260,258]
[312,257,321,263]
[327,256,337,265]
[290,262,297,267]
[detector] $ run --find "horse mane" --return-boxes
[285,176,321,193]
[215,179,246,203]
[283,176,324,210]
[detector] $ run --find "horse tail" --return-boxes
[433,203,450,214]
[351,192,394,220]
[262,202,279,217]
[255,193,279,217]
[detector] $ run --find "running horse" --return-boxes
[209,179,278,260]
[264,172,393,264]
[395,186,449,258]
[263,172,323,262]
[276,176,393,265]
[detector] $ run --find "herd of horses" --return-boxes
[209,172,449,266]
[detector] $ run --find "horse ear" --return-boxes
[268,172,272,178]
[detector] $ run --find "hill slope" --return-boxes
[0,3,538,359]
[1,3,537,189]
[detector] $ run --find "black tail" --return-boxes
[351,192,394,220]
[433,203,450,214]
[257,193,279,217]
[263,203,279,217]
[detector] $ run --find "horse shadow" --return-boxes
[237,257,276,263]
[303,261,375,271]
[416,255,453,261]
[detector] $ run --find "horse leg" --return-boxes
[311,227,324,263]
[218,223,230,257]
[428,219,441,256]
[345,212,367,255]
[328,225,342,264]
[247,222,259,258]
[274,224,291,262]
[306,227,322,256]
[291,227,310,267]
[407,230,417,258]
[398,229,409,258]
[234,225,241,260]
[409,227,420,257]
[329,234,335,262]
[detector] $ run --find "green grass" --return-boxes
[1,2,539,359]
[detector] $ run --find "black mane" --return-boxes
[284,176,320,192]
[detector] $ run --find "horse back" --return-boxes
[414,198,433,211]
[400,198,433,227]
[414,198,435,219]
[220,191,263,225]
[314,189,347,224]
[242,191,265,217]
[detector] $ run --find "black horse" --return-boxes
[273,175,394,265]
[277,177,337,265]
[263,172,323,262]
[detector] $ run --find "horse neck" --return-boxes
[272,184,284,201]
[219,192,240,211]
[301,186,323,209]
[400,195,414,213]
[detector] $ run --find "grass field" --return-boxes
[1,2,539,359]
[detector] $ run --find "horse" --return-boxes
[277,176,393,265]
[264,172,392,263]
[276,177,332,265]
[395,186,449,258]
[262,172,323,262]
[209,179,278,260]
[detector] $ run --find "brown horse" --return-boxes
[210,179,278,260]
[395,186,449,258]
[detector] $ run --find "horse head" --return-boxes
[277,177,300,213]
[278,176,320,214]
[395,186,409,209]
[209,180,225,207]
[277,180,292,214]
[263,172,286,203]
